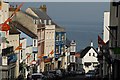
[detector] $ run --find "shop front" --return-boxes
[2,46,17,80]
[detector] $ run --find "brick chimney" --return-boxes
[40,5,47,13]
[9,4,20,11]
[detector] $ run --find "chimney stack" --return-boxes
[40,5,47,13]
[90,40,93,47]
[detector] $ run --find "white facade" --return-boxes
[103,11,110,43]
[7,33,20,77]
[20,38,27,63]
[82,48,98,73]
[25,46,33,77]
[0,1,9,50]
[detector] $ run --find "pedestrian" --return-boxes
[17,73,24,80]
[27,73,32,80]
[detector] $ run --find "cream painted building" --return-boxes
[44,25,55,57]
[26,6,56,72]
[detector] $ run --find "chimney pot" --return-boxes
[40,4,47,13]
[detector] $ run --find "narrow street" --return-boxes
[62,75,102,80]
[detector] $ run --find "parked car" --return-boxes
[31,73,45,80]
[85,70,96,78]
[76,69,85,75]
[42,71,56,80]
[56,69,63,78]
[68,71,76,76]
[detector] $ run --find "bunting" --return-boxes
[0,3,24,33]
[38,54,44,59]
[50,50,54,55]
[26,53,31,59]
[0,1,2,10]
[30,60,36,65]
[15,43,22,51]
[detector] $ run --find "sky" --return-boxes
[9,2,110,51]
[5,0,111,2]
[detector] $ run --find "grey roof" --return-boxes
[10,21,37,39]
[30,7,51,20]
[29,7,65,32]
[80,46,98,58]
[9,23,21,34]
[52,22,65,32]
[22,11,39,19]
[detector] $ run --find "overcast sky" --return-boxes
[15,2,109,51]
[4,0,111,2]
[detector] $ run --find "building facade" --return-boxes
[103,11,110,43]
[80,42,98,73]
[109,1,120,79]
[55,31,66,69]
[67,40,76,71]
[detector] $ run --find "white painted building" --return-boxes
[0,1,9,50]
[103,11,110,43]
[7,25,21,78]
[20,38,27,63]
[20,38,38,78]
[80,42,98,73]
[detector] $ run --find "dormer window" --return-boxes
[39,19,42,23]
[48,20,51,25]
[34,19,39,24]
[34,19,36,24]
[44,20,47,25]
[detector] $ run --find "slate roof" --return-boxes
[29,7,65,32]
[9,23,21,34]
[10,21,37,39]
[80,46,98,58]
[52,22,65,32]
[22,11,39,19]
[30,7,51,20]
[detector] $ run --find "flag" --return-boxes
[30,60,36,65]
[26,54,31,59]
[50,50,54,55]
[0,3,24,32]
[15,43,22,51]
[112,47,120,54]
[38,54,44,59]
[98,35,106,46]
[0,1,2,10]
[4,3,24,24]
